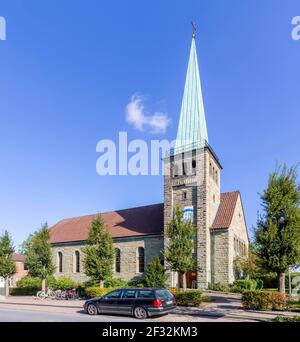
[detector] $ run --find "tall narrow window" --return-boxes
[137,247,145,273]
[115,248,121,273]
[58,252,63,273]
[75,251,80,273]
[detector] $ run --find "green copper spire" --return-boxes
[175,33,208,153]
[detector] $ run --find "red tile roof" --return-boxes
[12,252,25,262]
[49,203,164,244]
[211,191,240,229]
[49,191,240,243]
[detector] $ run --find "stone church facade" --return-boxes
[49,34,249,289]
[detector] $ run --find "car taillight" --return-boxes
[153,299,163,308]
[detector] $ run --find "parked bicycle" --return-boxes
[36,288,56,300]
[55,288,79,300]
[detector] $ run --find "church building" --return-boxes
[49,33,249,290]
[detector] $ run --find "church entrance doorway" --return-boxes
[186,272,197,288]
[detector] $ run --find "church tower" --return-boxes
[164,29,222,290]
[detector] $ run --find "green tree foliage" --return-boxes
[144,256,168,288]
[0,231,16,296]
[255,165,300,293]
[82,215,115,288]
[234,244,260,279]
[165,206,196,290]
[23,223,54,291]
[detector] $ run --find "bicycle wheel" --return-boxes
[48,290,56,299]
[37,291,46,299]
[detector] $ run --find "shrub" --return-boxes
[208,282,229,292]
[16,276,41,289]
[85,287,115,298]
[54,276,77,291]
[10,287,39,296]
[174,290,202,307]
[232,279,257,292]
[104,277,127,288]
[255,279,264,290]
[273,315,300,322]
[269,292,288,311]
[168,287,178,295]
[242,290,288,311]
[126,278,145,287]
[16,275,57,289]
[10,276,58,296]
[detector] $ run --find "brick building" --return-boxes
[49,34,248,289]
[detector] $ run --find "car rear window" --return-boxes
[137,290,154,299]
[122,290,136,298]
[155,289,173,300]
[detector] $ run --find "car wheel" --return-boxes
[133,306,148,319]
[87,304,98,315]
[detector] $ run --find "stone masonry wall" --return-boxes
[210,228,229,284]
[51,234,164,283]
[228,195,249,283]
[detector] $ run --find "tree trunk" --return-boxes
[42,278,46,292]
[182,273,187,291]
[5,277,9,297]
[278,272,286,293]
[178,273,183,289]
[99,280,104,288]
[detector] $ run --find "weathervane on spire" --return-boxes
[191,21,196,38]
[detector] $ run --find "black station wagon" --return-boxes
[84,288,176,319]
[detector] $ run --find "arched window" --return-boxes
[75,251,80,273]
[209,162,212,176]
[115,248,121,273]
[215,170,218,184]
[58,252,63,273]
[137,247,145,273]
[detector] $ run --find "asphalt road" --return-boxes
[0,306,142,322]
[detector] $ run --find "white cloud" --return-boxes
[126,94,170,134]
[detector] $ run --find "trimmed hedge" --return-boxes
[255,279,264,290]
[232,280,257,292]
[273,315,300,322]
[174,290,202,307]
[10,287,39,296]
[242,290,288,311]
[208,282,229,292]
[85,287,116,298]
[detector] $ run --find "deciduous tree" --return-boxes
[165,206,196,290]
[24,223,54,291]
[0,231,16,296]
[255,165,300,293]
[82,215,114,288]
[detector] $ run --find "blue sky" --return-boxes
[0,0,299,248]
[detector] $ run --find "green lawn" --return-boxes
[289,300,300,311]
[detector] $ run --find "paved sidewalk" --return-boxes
[0,296,83,309]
